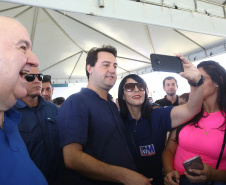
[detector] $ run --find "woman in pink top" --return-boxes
[162,60,226,185]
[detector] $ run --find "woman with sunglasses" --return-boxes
[162,61,226,185]
[118,54,203,185]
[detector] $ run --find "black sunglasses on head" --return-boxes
[25,74,43,82]
[123,83,147,92]
[42,75,51,83]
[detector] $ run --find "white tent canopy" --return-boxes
[0,0,226,84]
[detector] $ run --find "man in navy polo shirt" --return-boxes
[58,45,152,185]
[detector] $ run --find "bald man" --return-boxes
[0,16,47,185]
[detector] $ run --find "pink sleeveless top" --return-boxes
[174,111,226,175]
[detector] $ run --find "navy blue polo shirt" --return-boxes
[13,96,60,184]
[58,88,136,185]
[0,108,48,185]
[125,106,173,185]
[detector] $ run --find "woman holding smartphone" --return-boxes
[118,54,203,185]
[162,60,226,185]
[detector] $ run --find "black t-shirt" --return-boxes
[155,95,179,106]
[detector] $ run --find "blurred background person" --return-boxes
[155,76,179,106]
[53,97,65,107]
[178,93,190,105]
[41,75,54,102]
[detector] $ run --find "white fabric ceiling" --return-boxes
[0,0,226,84]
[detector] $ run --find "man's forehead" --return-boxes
[165,79,176,83]
[0,17,31,44]
[42,82,52,87]
[30,67,39,74]
[97,51,116,60]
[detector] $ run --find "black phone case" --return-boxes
[182,155,204,176]
[150,54,184,73]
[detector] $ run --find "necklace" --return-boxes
[201,116,223,135]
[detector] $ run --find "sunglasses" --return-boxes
[123,83,147,92]
[42,75,51,83]
[25,74,43,82]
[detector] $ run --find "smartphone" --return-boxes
[182,155,204,176]
[150,54,184,73]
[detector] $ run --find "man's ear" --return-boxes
[163,86,166,91]
[87,64,93,76]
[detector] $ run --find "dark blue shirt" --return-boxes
[0,108,48,185]
[13,96,60,184]
[58,88,136,185]
[125,106,173,185]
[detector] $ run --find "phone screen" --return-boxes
[150,54,184,73]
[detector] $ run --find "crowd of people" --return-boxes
[0,16,226,185]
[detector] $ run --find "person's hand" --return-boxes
[185,162,215,183]
[123,170,153,185]
[177,54,201,83]
[164,170,180,185]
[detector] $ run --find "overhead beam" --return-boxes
[3,0,226,37]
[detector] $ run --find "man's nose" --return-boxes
[34,75,40,82]
[109,65,116,73]
[42,89,47,95]
[27,51,39,67]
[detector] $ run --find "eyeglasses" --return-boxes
[42,75,51,83]
[123,83,147,92]
[25,74,43,82]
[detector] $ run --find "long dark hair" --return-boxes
[118,74,153,121]
[176,60,226,141]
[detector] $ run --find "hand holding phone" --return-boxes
[182,155,204,176]
[150,54,184,73]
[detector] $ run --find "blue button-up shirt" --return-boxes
[0,108,48,185]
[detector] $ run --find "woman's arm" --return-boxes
[170,54,203,128]
[162,130,180,185]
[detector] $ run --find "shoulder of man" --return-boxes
[155,98,164,104]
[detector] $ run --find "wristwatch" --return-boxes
[188,75,204,87]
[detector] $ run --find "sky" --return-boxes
[53,52,226,102]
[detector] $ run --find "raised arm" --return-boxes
[171,54,203,128]
[63,143,152,185]
[162,129,179,185]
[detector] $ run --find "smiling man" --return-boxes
[13,67,60,185]
[0,16,47,185]
[58,45,152,185]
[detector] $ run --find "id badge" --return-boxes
[139,144,155,156]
